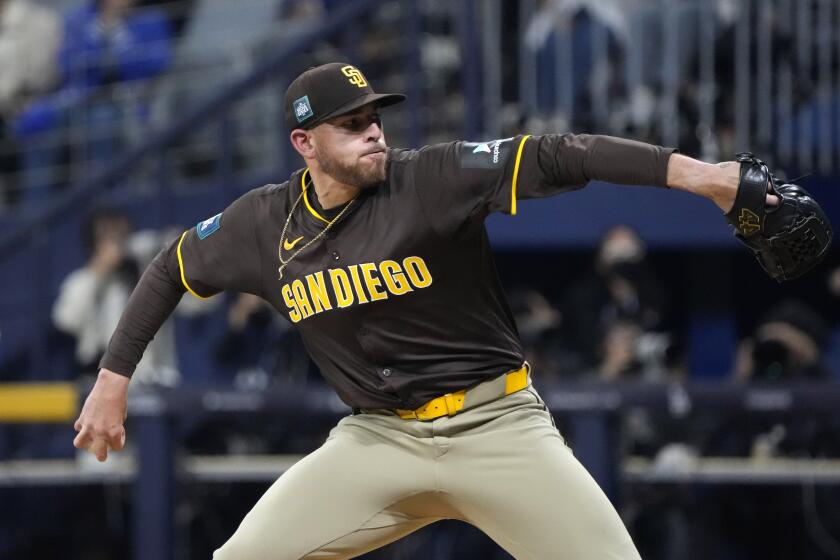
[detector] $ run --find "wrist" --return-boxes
[98,368,130,390]
[667,155,739,213]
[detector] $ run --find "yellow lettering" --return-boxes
[360,263,387,301]
[306,271,333,314]
[285,259,433,319]
[348,265,369,304]
[329,268,354,308]
[403,256,433,288]
[281,284,301,323]
[379,260,413,295]
[291,279,314,318]
[341,65,368,88]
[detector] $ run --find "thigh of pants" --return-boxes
[439,387,641,560]
[212,414,455,560]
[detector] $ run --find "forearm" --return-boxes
[666,154,740,213]
[100,245,185,377]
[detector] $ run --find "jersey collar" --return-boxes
[300,169,331,224]
[295,168,367,232]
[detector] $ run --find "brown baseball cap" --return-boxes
[284,62,406,131]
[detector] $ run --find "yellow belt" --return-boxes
[395,365,529,421]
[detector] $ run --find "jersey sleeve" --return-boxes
[176,191,263,298]
[411,135,530,233]
[412,133,674,234]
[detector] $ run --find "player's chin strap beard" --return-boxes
[278,177,358,280]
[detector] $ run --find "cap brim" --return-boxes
[303,92,406,129]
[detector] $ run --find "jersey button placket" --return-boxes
[381,368,392,377]
[331,250,340,261]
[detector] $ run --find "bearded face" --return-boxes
[314,139,387,189]
[309,105,388,189]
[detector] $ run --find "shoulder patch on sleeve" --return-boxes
[196,213,222,239]
[460,137,515,169]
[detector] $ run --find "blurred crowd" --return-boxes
[0,0,331,210]
[3,0,839,211]
[0,0,176,208]
[518,0,840,170]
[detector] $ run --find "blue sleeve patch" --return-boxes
[196,213,222,239]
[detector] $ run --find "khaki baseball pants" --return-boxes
[213,381,641,559]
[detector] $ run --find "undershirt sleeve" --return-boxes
[99,240,185,378]
[513,133,676,205]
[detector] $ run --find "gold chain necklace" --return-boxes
[278,184,357,280]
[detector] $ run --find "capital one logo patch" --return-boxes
[293,95,314,123]
[341,65,368,88]
[461,137,514,169]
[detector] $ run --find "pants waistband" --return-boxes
[390,363,531,421]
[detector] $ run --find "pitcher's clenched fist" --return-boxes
[73,368,129,462]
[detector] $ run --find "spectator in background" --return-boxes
[60,0,173,92]
[53,209,137,373]
[15,0,173,206]
[562,225,671,379]
[629,299,834,559]
[52,208,211,386]
[732,300,829,383]
[0,0,61,207]
[691,299,840,560]
[702,298,835,460]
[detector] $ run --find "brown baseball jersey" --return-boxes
[101,133,673,409]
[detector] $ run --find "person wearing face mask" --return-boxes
[562,225,671,378]
[733,300,829,383]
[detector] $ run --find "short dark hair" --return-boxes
[81,207,131,254]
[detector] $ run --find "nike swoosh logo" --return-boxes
[283,235,304,251]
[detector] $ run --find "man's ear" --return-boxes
[290,129,315,159]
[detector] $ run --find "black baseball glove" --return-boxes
[725,152,832,282]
